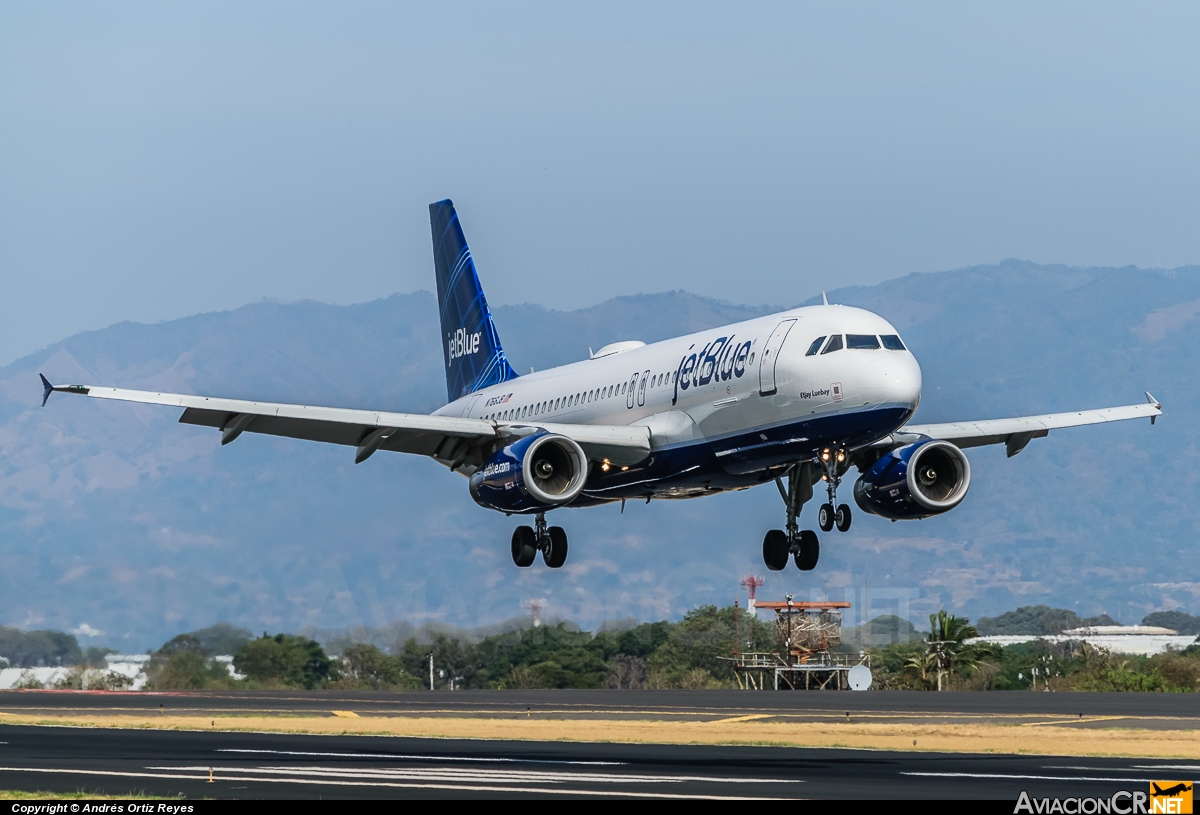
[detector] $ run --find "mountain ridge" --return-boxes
[1,260,1197,650]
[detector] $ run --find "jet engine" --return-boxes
[853,438,971,520]
[469,432,589,514]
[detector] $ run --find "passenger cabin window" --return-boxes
[846,334,880,350]
[821,335,843,354]
[881,334,906,350]
[805,336,826,356]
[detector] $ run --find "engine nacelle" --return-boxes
[853,438,971,520]
[469,432,589,514]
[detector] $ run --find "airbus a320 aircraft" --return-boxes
[41,200,1162,572]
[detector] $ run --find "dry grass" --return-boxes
[0,789,172,799]
[2,712,1198,759]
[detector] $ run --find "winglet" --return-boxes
[822,291,829,306]
[39,375,89,405]
[1146,391,1162,424]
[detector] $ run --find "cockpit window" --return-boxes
[846,334,880,350]
[881,334,906,350]
[805,336,826,356]
[821,334,843,354]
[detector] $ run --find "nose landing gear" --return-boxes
[511,512,569,568]
[818,446,853,533]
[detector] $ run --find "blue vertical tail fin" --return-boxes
[429,199,519,402]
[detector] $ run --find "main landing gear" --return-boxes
[763,462,819,572]
[762,448,852,572]
[512,512,568,568]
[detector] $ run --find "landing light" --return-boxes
[601,459,611,472]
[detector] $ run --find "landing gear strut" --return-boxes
[511,512,568,568]
[818,447,853,533]
[763,463,821,571]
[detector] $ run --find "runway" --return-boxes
[1,691,1196,798]
[0,724,1193,800]
[3,688,1198,728]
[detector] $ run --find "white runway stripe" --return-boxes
[1044,765,1175,774]
[904,772,1167,783]
[0,766,787,800]
[1132,765,1200,771]
[217,748,622,765]
[153,764,801,785]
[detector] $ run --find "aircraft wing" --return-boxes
[39,377,651,470]
[873,393,1162,457]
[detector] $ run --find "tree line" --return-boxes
[141,606,778,690]
[141,606,1200,692]
[0,626,112,669]
[5,606,1199,692]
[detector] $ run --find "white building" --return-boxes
[0,653,243,690]
[969,625,1197,657]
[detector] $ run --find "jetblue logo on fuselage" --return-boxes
[672,334,753,405]
[448,328,482,366]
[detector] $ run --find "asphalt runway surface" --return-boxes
[0,724,1196,800]
[3,688,1198,729]
[1,691,1196,799]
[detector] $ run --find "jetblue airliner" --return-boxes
[41,200,1162,572]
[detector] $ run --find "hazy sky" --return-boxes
[2,2,1198,366]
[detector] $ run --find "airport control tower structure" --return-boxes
[727,597,870,690]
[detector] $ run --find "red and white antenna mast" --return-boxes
[740,575,765,611]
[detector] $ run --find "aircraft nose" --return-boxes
[860,353,922,411]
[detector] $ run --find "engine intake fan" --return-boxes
[523,434,587,504]
[854,438,971,520]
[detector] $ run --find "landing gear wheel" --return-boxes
[835,503,852,532]
[762,529,789,571]
[795,530,819,571]
[545,526,568,568]
[511,526,537,567]
[818,503,835,532]
[835,506,854,532]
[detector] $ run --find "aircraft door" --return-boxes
[758,318,797,396]
[458,394,483,418]
[626,372,640,409]
[637,369,650,407]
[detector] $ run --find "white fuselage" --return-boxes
[436,304,922,501]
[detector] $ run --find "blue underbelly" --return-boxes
[575,405,912,503]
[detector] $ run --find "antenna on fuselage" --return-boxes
[822,291,829,306]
